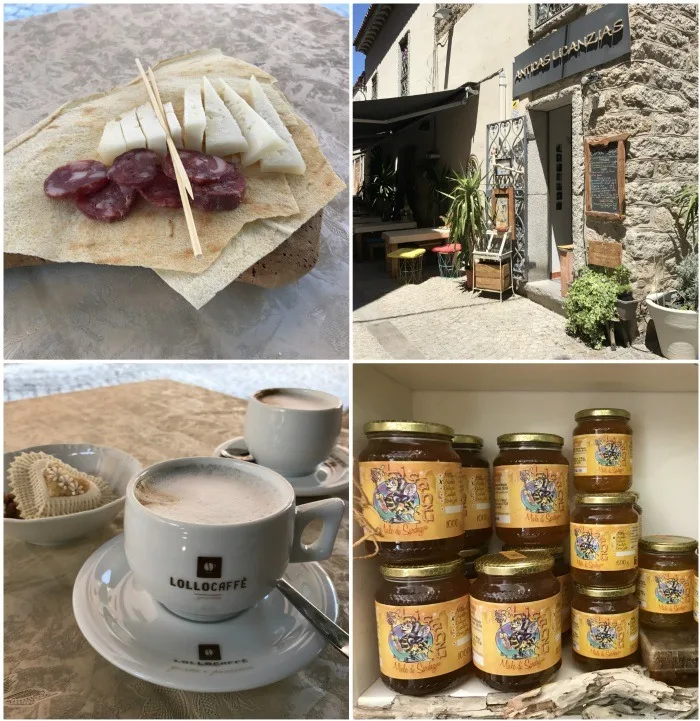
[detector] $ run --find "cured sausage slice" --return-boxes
[44,160,109,198]
[138,170,182,209]
[162,150,230,185]
[191,166,246,211]
[75,181,137,222]
[108,149,159,188]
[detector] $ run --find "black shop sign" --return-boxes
[513,5,631,97]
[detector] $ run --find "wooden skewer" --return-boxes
[134,59,201,258]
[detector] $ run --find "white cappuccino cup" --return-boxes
[124,456,344,622]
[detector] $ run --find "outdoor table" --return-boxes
[382,228,450,276]
[353,221,417,261]
[4,380,349,719]
[4,4,348,360]
[353,215,382,224]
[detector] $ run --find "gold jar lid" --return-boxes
[364,420,455,437]
[575,492,637,505]
[497,433,564,447]
[574,583,636,598]
[453,434,483,447]
[575,408,631,421]
[639,535,698,553]
[459,547,489,560]
[502,544,564,558]
[475,550,554,576]
[380,559,463,580]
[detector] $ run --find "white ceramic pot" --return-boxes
[646,291,699,360]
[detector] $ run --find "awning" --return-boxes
[353,85,477,149]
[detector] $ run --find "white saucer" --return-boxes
[73,534,339,692]
[213,437,349,497]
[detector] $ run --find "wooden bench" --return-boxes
[353,221,417,261]
[382,228,450,277]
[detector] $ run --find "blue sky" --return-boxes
[353,4,371,82]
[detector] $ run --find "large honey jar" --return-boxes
[493,434,569,547]
[359,421,463,564]
[452,434,492,550]
[573,409,632,492]
[376,560,471,695]
[470,551,561,692]
[637,535,697,628]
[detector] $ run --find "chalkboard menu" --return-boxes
[584,134,628,220]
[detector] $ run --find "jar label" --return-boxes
[470,594,561,676]
[557,572,572,633]
[694,574,698,622]
[375,597,471,680]
[571,608,638,659]
[493,464,569,528]
[570,522,639,571]
[461,467,491,531]
[359,462,463,541]
[637,568,694,614]
[573,434,632,476]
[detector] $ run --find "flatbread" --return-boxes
[156,117,345,308]
[4,49,299,274]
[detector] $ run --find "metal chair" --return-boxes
[472,230,513,302]
[386,247,426,285]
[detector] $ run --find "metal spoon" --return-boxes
[276,577,349,659]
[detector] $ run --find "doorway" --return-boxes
[547,105,572,278]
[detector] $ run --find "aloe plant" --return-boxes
[371,160,397,220]
[675,183,698,244]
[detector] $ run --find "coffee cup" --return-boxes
[124,456,344,622]
[244,388,343,477]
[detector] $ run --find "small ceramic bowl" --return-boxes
[4,443,141,546]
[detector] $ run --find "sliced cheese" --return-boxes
[201,76,248,156]
[247,76,306,175]
[183,85,206,151]
[163,101,183,149]
[136,103,167,156]
[218,79,285,166]
[119,109,147,152]
[97,119,127,164]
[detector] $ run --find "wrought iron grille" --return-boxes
[534,4,567,27]
[486,118,528,283]
[399,33,409,96]
[371,73,378,100]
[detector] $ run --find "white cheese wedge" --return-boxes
[201,77,248,156]
[136,103,167,156]
[219,79,285,166]
[163,101,183,149]
[247,76,306,175]
[97,119,127,164]
[183,85,206,151]
[119,109,147,152]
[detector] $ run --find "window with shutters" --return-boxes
[399,33,409,96]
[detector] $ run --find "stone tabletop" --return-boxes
[4,3,349,360]
[4,380,349,719]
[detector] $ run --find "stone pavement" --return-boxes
[353,268,659,361]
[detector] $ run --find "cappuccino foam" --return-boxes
[258,389,338,411]
[135,468,286,525]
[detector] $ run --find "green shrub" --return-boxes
[676,251,699,311]
[565,269,620,349]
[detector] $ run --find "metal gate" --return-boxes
[486,118,527,283]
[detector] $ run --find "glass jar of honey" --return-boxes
[571,583,638,670]
[470,550,561,692]
[453,434,491,550]
[573,409,632,492]
[459,546,489,586]
[359,421,463,564]
[637,535,698,628]
[694,550,698,623]
[493,434,569,547]
[571,493,639,587]
[376,560,471,695]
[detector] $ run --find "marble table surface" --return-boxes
[4,380,349,719]
[4,4,349,360]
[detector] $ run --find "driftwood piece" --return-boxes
[354,666,698,719]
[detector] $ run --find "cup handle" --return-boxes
[290,498,345,563]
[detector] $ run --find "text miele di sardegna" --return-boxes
[515,18,625,81]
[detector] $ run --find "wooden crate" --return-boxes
[474,260,510,291]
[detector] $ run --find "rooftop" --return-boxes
[354,4,394,54]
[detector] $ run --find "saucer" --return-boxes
[213,437,349,497]
[73,534,339,692]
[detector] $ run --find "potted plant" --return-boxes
[371,160,397,221]
[565,268,620,349]
[612,264,638,343]
[440,156,486,288]
[646,184,698,359]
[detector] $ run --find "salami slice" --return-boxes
[163,150,230,185]
[108,149,159,188]
[44,160,109,198]
[191,166,246,212]
[75,181,137,222]
[138,170,182,209]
